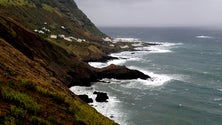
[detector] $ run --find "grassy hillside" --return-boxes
[0,0,116,61]
[0,0,106,39]
[0,15,117,125]
[0,0,121,124]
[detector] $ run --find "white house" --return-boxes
[77,39,83,43]
[42,27,50,32]
[64,37,72,42]
[120,45,129,49]
[61,26,65,29]
[38,30,45,34]
[50,35,57,39]
[59,34,65,38]
[103,37,112,42]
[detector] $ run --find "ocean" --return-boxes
[70,27,222,125]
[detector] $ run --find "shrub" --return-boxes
[31,116,50,125]
[68,105,75,115]
[36,87,65,104]
[10,105,27,118]
[3,116,16,125]
[20,79,36,90]
[0,86,42,113]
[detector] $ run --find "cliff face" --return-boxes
[0,16,98,87]
[0,0,118,124]
[0,0,150,124]
[0,15,117,125]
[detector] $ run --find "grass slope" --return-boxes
[0,0,106,40]
[0,16,117,124]
[0,0,117,61]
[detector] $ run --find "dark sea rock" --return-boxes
[96,64,150,80]
[88,56,119,62]
[93,91,109,102]
[78,95,93,103]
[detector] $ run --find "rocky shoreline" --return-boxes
[96,64,150,80]
[73,41,156,104]
[0,0,157,124]
[68,41,161,125]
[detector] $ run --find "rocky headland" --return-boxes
[96,64,150,80]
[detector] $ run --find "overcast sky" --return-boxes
[75,0,222,28]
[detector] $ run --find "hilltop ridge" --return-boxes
[0,0,106,38]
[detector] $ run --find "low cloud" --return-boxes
[75,0,222,27]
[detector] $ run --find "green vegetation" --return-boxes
[0,0,118,124]
[1,86,42,114]
[0,0,111,61]
[0,0,35,7]
[35,86,66,105]
[0,76,117,124]
[10,105,27,118]
[0,0,106,39]
[2,116,16,125]
[42,3,62,16]
[31,116,50,125]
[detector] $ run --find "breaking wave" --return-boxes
[196,35,213,39]
[70,86,127,125]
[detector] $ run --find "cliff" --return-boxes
[0,15,117,125]
[0,0,106,39]
[0,0,150,124]
[0,0,116,124]
[0,0,115,61]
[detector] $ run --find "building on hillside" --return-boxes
[50,35,57,39]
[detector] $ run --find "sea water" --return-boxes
[71,27,222,125]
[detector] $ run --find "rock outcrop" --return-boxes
[96,64,150,80]
[78,95,93,103]
[93,91,109,102]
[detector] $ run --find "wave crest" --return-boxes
[196,35,213,39]
[135,42,183,53]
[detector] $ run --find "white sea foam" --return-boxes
[135,42,182,53]
[110,51,148,61]
[161,42,183,46]
[89,51,143,68]
[88,59,128,68]
[213,98,222,101]
[217,89,222,92]
[94,68,174,90]
[89,42,182,68]
[113,38,140,42]
[88,62,108,68]
[196,35,213,39]
[107,58,127,66]
[110,51,135,58]
[127,66,173,88]
[120,73,188,91]
[70,86,127,125]
[147,46,172,53]
[89,41,182,88]
[85,41,185,124]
